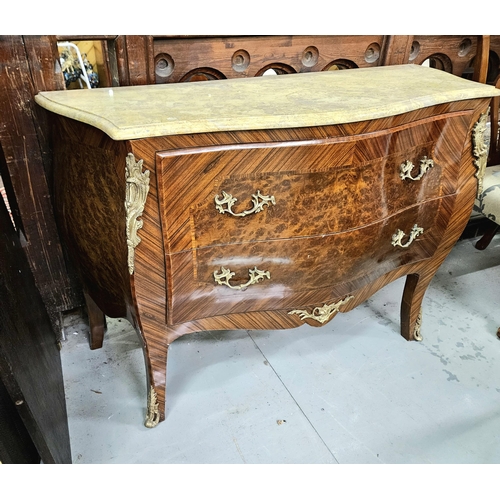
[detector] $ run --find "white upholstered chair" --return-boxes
[474,77,500,250]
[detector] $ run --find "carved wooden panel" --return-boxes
[409,35,481,78]
[152,35,386,83]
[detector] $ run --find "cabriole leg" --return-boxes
[400,273,434,341]
[142,341,169,428]
[83,291,106,350]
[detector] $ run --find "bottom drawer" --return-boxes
[166,196,455,325]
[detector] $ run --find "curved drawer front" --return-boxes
[166,195,455,325]
[158,112,469,254]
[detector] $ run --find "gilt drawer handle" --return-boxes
[391,224,424,248]
[288,295,354,324]
[214,190,276,217]
[213,266,271,290]
[399,157,434,181]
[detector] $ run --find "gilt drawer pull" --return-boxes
[214,190,276,217]
[288,295,354,324]
[391,224,424,248]
[213,266,271,290]
[399,157,434,181]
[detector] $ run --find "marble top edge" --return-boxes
[35,65,500,141]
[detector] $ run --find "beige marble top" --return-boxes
[35,65,500,141]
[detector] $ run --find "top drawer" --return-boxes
[158,112,471,254]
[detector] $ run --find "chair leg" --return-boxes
[475,221,499,250]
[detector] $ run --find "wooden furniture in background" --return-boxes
[113,35,496,85]
[36,65,500,427]
[0,36,83,336]
[487,36,500,83]
[407,35,485,80]
[0,192,71,463]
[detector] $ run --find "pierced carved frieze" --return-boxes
[125,153,150,275]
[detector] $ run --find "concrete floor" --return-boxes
[60,234,500,464]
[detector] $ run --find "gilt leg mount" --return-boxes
[413,308,423,342]
[145,385,160,428]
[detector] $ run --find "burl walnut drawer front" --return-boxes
[158,112,470,254]
[166,195,454,324]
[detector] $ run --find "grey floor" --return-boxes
[60,234,500,464]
